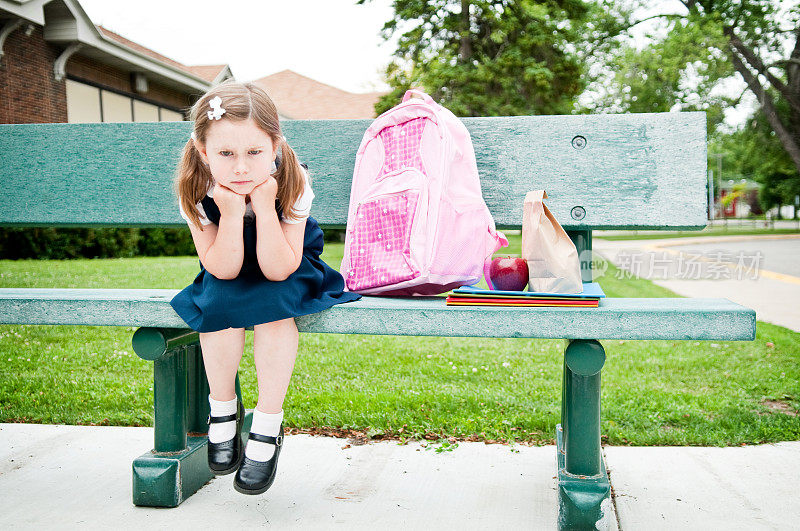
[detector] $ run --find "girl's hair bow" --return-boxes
[207,96,226,120]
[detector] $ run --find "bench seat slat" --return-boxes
[0,289,755,341]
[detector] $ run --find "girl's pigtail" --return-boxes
[276,140,308,222]
[176,138,213,230]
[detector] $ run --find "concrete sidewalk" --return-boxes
[2,423,798,529]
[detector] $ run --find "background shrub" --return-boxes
[0,227,193,259]
[0,227,345,259]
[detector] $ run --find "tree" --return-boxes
[584,9,735,130]
[717,95,800,213]
[587,1,800,180]
[360,0,631,116]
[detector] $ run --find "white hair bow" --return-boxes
[207,96,226,120]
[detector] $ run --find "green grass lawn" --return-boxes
[596,227,800,241]
[1,236,798,446]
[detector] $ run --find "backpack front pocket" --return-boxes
[346,185,421,292]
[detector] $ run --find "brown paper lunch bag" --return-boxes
[521,190,583,294]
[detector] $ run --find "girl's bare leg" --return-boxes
[199,327,245,401]
[253,318,299,413]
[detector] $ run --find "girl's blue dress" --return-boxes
[170,194,360,333]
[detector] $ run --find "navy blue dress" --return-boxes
[171,193,361,333]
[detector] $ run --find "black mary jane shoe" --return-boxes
[206,399,244,475]
[233,424,284,495]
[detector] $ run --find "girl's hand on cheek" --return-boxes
[213,183,247,219]
[250,176,278,217]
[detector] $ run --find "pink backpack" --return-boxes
[341,89,508,296]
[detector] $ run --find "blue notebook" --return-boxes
[453,282,606,299]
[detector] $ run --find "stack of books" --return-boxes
[446,282,605,307]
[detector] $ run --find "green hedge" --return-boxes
[0,228,194,259]
[0,226,347,259]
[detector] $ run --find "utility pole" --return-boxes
[796,194,799,228]
[708,169,715,220]
[711,153,724,228]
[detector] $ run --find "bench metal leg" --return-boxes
[187,343,211,435]
[130,329,212,507]
[130,328,246,507]
[557,339,612,530]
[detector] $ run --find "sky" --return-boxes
[78,0,398,93]
[77,0,759,126]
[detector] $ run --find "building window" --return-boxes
[66,79,185,123]
[159,109,184,122]
[101,90,133,122]
[133,100,159,122]
[66,80,101,123]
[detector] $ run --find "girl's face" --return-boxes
[197,118,278,195]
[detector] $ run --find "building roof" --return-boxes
[96,26,186,71]
[0,0,230,92]
[252,70,387,120]
[97,26,232,84]
[184,64,231,83]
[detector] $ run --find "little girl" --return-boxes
[170,81,360,495]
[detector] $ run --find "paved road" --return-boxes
[594,235,800,332]
[708,218,800,230]
[667,237,800,278]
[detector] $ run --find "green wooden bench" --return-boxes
[0,114,755,529]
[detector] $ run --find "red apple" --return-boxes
[489,256,529,291]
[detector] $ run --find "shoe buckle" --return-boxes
[275,434,283,447]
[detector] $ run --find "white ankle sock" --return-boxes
[208,396,237,443]
[245,408,283,461]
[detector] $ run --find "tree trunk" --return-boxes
[727,40,800,175]
[786,28,800,151]
[788,29,800,98]
[459,0,472,63]
[726,31,800,114]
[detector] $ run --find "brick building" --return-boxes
[2,0,386,124]
[0,0,231,124]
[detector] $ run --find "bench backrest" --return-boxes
[0,112,707,230]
